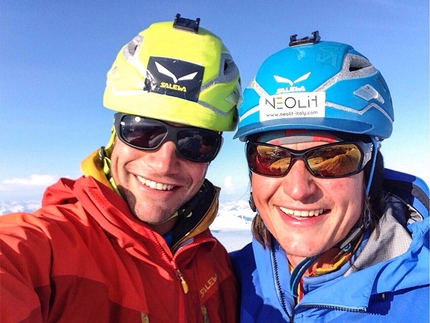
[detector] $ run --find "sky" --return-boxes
[1,0,429,204]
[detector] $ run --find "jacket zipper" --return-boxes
[271,248,290,317]
[176,268,189,293]
[272,248,367,322]
[150,230,189,294]
[172,234,217,293]
[150,230,215,294]
[290,304,366,323]
[295,304,366,313]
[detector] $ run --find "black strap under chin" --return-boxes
[170,179,216,246]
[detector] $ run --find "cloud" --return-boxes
[2,174,61,187]
[223,176,235,194]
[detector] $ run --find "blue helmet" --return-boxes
[234,32,394,141]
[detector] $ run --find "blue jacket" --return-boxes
[231,171,429,322]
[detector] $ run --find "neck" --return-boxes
[150,217,177,236]
[287,247,341,276]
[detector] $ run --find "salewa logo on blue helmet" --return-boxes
[144,57,204,102]
[275,72,311,94]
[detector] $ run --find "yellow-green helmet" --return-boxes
[103,14,241,131]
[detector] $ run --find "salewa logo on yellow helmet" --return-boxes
[144,57,204,102]
[155,62,198,84]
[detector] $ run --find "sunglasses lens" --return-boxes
[247,143,292,176]
[177,130,220,162]
[247,142,363,178]
[307,143,362,177]
[119,116,167,149]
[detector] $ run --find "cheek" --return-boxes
[327,170,364,195]
[110,139,124,163]
[250,174,276,205]
[184,161,209,188]
[110,141,135,178]
[109,147,120,179]
[196,163,209,178]
[329,175,365,219]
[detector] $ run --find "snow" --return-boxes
[0,199,255,252]
[212,228,252,252]
[0,200,41,215]
[210,200,254,251]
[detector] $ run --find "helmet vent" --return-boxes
[124,35,143,59]
[348,55,371,72]
[223,57,237,76]
[342,54,377,80]
[349,65,363,72]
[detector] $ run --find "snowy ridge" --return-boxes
[0,200,41,215]
[0,200,256,225]
[0,199,254,251]
[211,200,255,251]
[211,200,255,230]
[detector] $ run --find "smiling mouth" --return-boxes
[280,207,326,217]
[137,176,175,191]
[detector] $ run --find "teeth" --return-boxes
[137,176,175,191]
[280,207,325,217]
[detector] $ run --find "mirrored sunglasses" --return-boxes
[114,113,222,163]
[246,141,373,178]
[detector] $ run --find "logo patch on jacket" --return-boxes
[200,273,218,298]
[144,57,204,102]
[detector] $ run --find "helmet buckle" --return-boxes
[173,13,200,33]
[289,31,321,47]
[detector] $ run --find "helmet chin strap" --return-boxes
[365,136,380,196]
[289,137,379,297]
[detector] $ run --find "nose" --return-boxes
[282,159,318,202]
[146,141,181,174]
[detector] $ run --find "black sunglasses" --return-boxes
[246,141,373,178]
[114,113,222,163]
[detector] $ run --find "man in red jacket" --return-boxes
[0,14,241,322]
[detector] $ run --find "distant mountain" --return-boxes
[0,200,256,229]
[0,200,41,215]
[218,200,255,220]
[211,199,255,230]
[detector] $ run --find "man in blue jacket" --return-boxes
[231,31,429,322]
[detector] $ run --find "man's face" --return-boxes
[110,133,208,235]
[252,140,364,266]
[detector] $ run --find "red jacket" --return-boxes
[0,152,237,322]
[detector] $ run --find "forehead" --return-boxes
[257,130,341,145]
